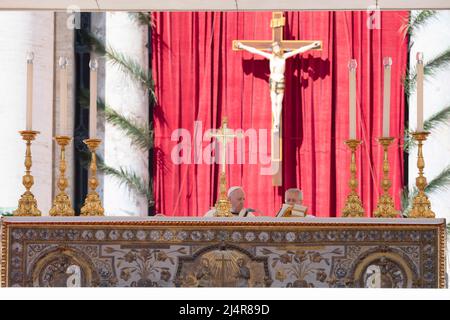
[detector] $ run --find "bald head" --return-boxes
[285,188,303,206]
[228,187,245,213]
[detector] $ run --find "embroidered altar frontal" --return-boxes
[1,217,446,288]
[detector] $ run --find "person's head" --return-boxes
[201,258,210,268]
[228,187,246,213]
[271,42,282,56]
[237,258,246,267]
[285,188,303,206]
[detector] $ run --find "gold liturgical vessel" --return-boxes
[410,132,435,218]
[49,136,75,216]
[373,137,399,218]
[342,139,365,217]
[80,139,104,216]
[13,131,41,216]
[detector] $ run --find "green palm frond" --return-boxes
[406,105,450,152]
[424,105,450,132]
[401,166,450,216]
[404,10,438,38]
[78,150,151,204]
[403,128,416,153]
[98,162,152,204]
[80,30,157,104]
[408,48,450,93]
[400,187,414,217]
[79,90,153,151]
[105,107,153,151]
[106,46,157,103]
[425,166,450,195]
[129,12,155,28]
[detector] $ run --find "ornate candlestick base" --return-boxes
[80,139,104,216]
[214,172,233,217]
[374,137,399,218]
[13,131,41,217]
[410,132,435,218]
[49,136,75,216]
[342,140,365,217]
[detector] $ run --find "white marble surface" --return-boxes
[1,215,445,225]
[104,12,149,217]
[409,11,450,221]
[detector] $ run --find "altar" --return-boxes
[1,216,446,288]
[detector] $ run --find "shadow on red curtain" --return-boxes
[152,11,408,217]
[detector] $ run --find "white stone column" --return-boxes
[104,12,149,216]
[408,11,450,221]
[0,12,55,215]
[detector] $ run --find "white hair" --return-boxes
[228,186,244,198]
[285,188,303,201]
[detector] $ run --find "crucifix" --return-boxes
[209,117,242,217]
[233,12,322,186]
[215,252,232,287]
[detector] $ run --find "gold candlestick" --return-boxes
[13,131,41,216]
[374,137,399,218]
[410,132,435,218]
[342,140,365,217]
[49,136,75,216]
[80,139,104,216]
[214,172,233,217]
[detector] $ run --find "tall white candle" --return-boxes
[416,52,424,132]
[348,59,358,140]
[383,57,392,137]
[26,52,34,131]
[89,59,98,138]
[59,57,68,136]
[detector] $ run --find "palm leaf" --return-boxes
[408,48,450,93]
[401,166,450,216]
[404,10,438,38]
[78,149,152,204]
[79,90,153,151]
[425,166,450,195]
[424,105,450,132]
[98,162,152,204]
[80,30,157,104]
[406,105,450,152]
[105,107,153,151]
[128,12,155,28]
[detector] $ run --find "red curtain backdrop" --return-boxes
[152,11,408,217]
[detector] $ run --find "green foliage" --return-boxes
[401,167,450,217]
[404,10,438,38]
[79,30,157,104]
[407,48,450,94]
[128,12,155,28]
[77,17,156,209]
[105,108,153,151]
[404,105,450,152]
[79,90,153,152]
[98,162,152,204]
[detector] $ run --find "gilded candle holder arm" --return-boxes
[373,137,399,218]
[80,139,104,216]
[342,139,365,217]
[49,136,75,216]
[13,131,41,216]
[410,132,435,218]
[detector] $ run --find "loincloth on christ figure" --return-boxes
[269,78,285,94]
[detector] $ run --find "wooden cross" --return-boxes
[233,12,323,53]
[233,12,322,186]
